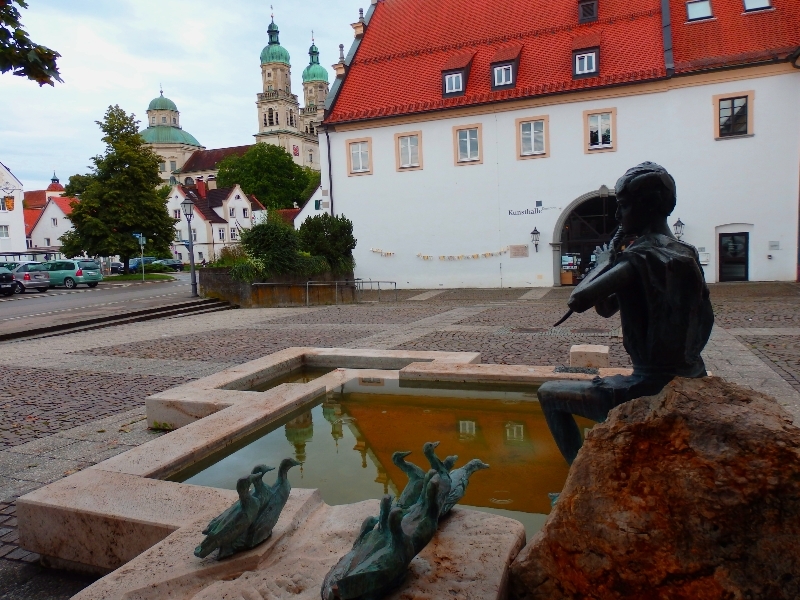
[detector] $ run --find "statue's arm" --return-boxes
[567,261,636,314]
[595,294,619,317]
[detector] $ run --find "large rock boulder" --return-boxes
[510,376,800,599]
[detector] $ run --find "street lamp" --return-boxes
[181,197,199,297]
[531,227,541,252]
[673,218,685,240]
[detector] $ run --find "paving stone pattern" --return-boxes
[1,282,800,598]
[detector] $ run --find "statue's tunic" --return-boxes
[616,233,714,378]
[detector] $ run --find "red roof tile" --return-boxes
[180,186,227,224]
[51,196,76,216]
[46,181,64,192]
[23,190,47,210]
[181,145,253,173]
[670,0,800,73]
[491,45,522,64]
[573,33,602,50]
[326,0,667,124]
[275,208,301,225]
[24,209,41,237]
[442,51,477,71]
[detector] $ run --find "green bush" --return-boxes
[211,245,248,268]
[144,263,169,273]
[298,214,357,275]
[240,219,300,275]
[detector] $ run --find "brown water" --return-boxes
[179,382,589,538]
[247,367,333,392]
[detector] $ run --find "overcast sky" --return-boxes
[1,0,364,191]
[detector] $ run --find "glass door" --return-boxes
[719,233,749,282]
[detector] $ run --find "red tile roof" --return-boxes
[326,0,667,124]
[23,190,47,210]
[181,145,253,173]
[275,208,301,225]
[179,186,264,223]
[24,209,41,237]
[670,0,800,73]
[51,196,76,216]
[46,181,64,192]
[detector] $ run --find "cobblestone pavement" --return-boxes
[1,282,800,597]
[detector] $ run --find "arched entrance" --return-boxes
[551,187,617,286]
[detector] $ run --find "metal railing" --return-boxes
[355,279,398,303]
[304,280,359,306]
[251,279,398,306]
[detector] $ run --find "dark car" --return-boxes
[110,261,123,274]
[128,257,157,273]
[152,259,184,272]
[0,267,15,296]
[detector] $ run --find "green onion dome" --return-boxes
[302,43,329,83]
[140,126,202,147]
[147,92,178,112]
[261,19,290,65]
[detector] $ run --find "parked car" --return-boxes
[0,267,15,296]
[152,259,184,272]
[44,259,103,289]
[12,262,50,293]
[110,261,123,274]
[128,257,157,273]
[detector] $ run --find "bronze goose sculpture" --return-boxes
[441,459,490,516]
[194,474,260,559]
[392,450,427,510]
[245,457,300,547]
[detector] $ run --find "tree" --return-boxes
[298,214,357,274]
[63,173,93,198]
[299,167,321,206]
[0,1,61,86]
[59,105,177,272]
[216,143,309,210]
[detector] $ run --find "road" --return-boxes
[0,274,195,337]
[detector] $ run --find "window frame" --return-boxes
[442,70,466,98]
[394,131,424,172]
[713,91,755,140]
[452,123,483,166]
[229,207,236,217]
[218,228,225,241]
[573,48,599,79]
[0,225,8,238]
[346,137,373,176]
[583,107,617,153]
[491,63,515,90]
[230,228,238,241]
[515,116,550,160]
[742,0,772,11]
[686,0,713,21]
[243,208,249,218]
[578,0,599,23]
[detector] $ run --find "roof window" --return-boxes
[573,49,599,78]
[686,0,713,21]
[743,0,771,11]
[441,51,475,98]
[579,0,598,23]
[489,45,522,91]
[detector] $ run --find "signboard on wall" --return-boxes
[509,245,529,258]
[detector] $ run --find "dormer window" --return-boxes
[573,49,599,78]
[494,65,513,87]
[579,0,598,23]
[686,0,713,20]
[743,0,771,10]
[445,72,463,94]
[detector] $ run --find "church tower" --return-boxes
[300,39,329,141]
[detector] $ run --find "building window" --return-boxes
[170,161,176,172]
[395,132,422,171]
[44,237,50,245]
[230,229,238,240]
[0,225,8,238]
[173,209,181,219]
[574,50,598,77]
[159,162,166,172]
[198,252,203,260]
[0,197,5,211]
[151,117,155,125]
[192,228,197,242]
[584,108,617,152]
[308,151,313,163]
[493,64,513,87]
[51,218,57,227]
[243,208,249,218]
[172,117,177,124]
[174,229,181,241]
[177,252,182,260]
[444,72,463,93]
[26,238,32,248]
[346,138,373,176]
[229,207,236,217]
[161,116,167,123]
[686,0,713,20]
[459,420,476,439]
[453,125,482,164]
[579,0,598,22]
[713,91,754,139]
[505,422,525,442]
[517,116,550,159]
[743,0,771,9]
[218,228,225,241]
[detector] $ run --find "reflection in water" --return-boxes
[182,390,590,539]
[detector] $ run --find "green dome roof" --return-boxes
[260,19,290,65]
[302,43,328,82]
[148,92,178,112]
[140,126,202,147]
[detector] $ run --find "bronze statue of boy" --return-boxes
[539,162,714,464]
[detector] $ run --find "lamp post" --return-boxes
[673,218,685,240]
[181,197,199,297]
[531,227,541,252]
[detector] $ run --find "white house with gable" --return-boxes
[28,196,76,251]
[0,161,28,254]
[166,179,265,262]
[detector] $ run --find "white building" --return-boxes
[0,161,29,254]
[166,180,265,262]
[320,0,800,288]
[27,196,75,251]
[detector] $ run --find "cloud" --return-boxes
[0,0,363,190]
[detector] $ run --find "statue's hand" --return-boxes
[592,243,616,271]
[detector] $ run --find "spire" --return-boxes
[267,6,280,44]
[309,37,320,65]
[51,172,58,184]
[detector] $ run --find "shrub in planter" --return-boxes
[298,213,357,275]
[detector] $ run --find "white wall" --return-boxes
[0,163,27,253]
[295,186,328,228]
[323,69,800,287]
[30,201,72,249]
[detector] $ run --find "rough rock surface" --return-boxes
[509,376,800,600]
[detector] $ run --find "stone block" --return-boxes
[569,344,610,368]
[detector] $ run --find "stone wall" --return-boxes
[198,268,356,308]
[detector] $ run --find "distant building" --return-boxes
[23,172,65,209]
[166,180,265,262]
[320,0,800,288]
[0,161,27,253]
[27,196,76,251]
